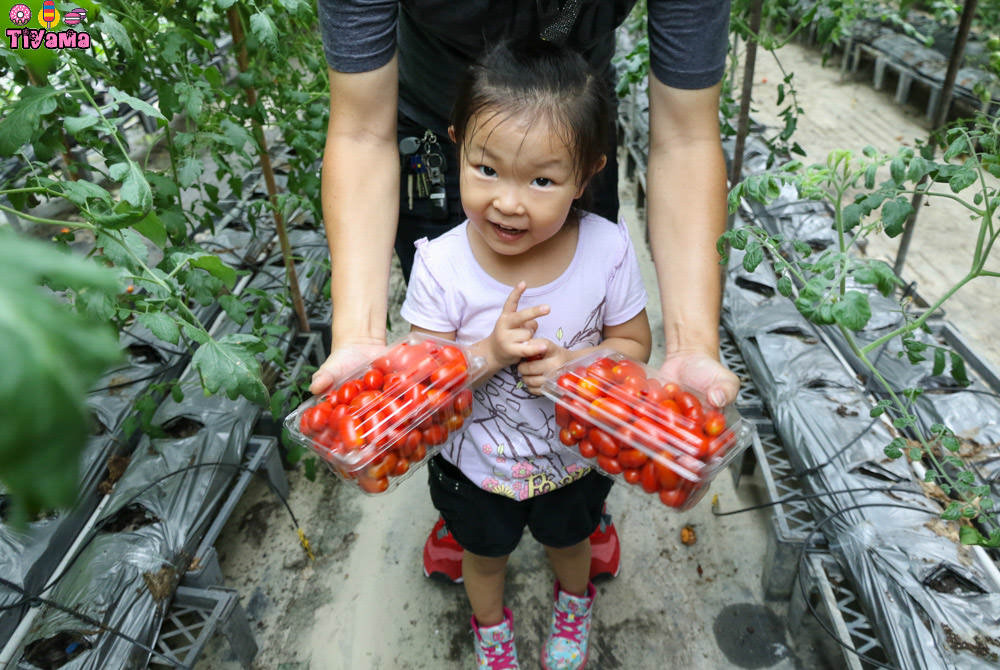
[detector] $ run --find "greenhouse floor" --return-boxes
[194,40,999,670]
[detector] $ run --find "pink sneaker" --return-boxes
[541,582,595,670]
[472,607,520,669]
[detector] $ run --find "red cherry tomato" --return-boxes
[654,455,681,490]
[559,428,578,446]
[568,420,588,442]
[362,368,384,391]
[392,457,411,477]
[367,452,398,479]
[336,380,363,405]
[358,475,389,494]
[623,468,641,485]
[445,413,464,433]
[659,488,688,508]
[640,461,659,494]
[340,415,365,449]
[578,439,597,459]
[703,410,726,437]
[588,427,619,458]
[438,344,466,365]
[596,454,623,475]
[589,396,632,425]
[661,382,680,401]
[454,389,474,417]
[424,424,447,446]
[618,447,648,469]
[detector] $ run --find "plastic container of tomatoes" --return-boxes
[284,333,487,495]
[541,350,753,511]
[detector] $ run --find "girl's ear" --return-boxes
[575,154,608,199]
[448,125,457,143]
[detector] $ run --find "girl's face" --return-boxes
[453,110,592,262]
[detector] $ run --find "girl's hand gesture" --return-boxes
[517,339,569,396]
[485,282,550,372]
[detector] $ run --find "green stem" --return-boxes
[67,67,133,165]
[0,203,95,230]
[860,273,975,356]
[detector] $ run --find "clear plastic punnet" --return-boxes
[284,333,487,495]
[541,349,753,511]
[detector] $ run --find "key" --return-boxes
[399,136,421,156]
[407,173,414,210]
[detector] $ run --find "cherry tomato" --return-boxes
[431,362,467,390]
[568,420,588,442]
[589,396,632,425]
[438,344,466,365]
[575,376,602,402]
[411,443,427,462]
[454,389,474,417]
[445,413,464,433]
[554,402,571,429]
[618,447,648,469]
[640,461,660,494]
[301,405,325,434]
[675,391,701,416]
[578,439,597,459]
[367,452,398,479]
[611,359,645,383]
[392,457,411,477]
[424,424,447,446]
[336,380,363,405]
[642,378,667,404]
[363,368,384,391]
[654,455,681,490]
[659,488,688,508]
[589,427,619,457]
[340,415,365,449]
[596,454,623,475]
[703,410,726,437]
[401,429,422,458]
[661,382,680,401]
[623,468,641,485]
[559,428,578,446]
[358,475,389,494]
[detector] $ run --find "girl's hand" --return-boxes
[486,281,550,371]
[516,339,569,395]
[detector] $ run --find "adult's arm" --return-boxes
[646,77,739,407]
[310,59,400,394]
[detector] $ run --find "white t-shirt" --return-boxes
[400,213,647,500]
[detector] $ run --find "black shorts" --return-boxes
[427,455,613,558]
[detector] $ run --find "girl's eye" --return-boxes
[533,177,552,187]
[477,165,496,177]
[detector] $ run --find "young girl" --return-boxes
[400,38,651,669]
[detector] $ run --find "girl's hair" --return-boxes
[451,37,610,191]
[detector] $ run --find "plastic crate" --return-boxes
[790,553,890,670]
[151,586,256,669]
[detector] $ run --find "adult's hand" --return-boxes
[309,340,387,396]
[659,350,739,409]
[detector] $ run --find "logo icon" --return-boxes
[63,7,86,25]
[8,3,29,25]
[39,0,58,29]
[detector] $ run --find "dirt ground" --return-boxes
[194,36,999,670]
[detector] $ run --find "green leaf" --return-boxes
[110,87,166,121]
[250,12,279,52]
[941,501,963,521]
[177,157,204,189]
[950,352,970,386]
[137,311,181,345]
[217,0,238,8]
[959,526,1000,548]
[133,212,167,248]
[948,167,977,193]
[942,435,960,452]
[943,135,971,161]
[64,115,101,134]
[776,275,793,297]
[831,290,871,331]
[890,156,905,184]
[932,347,946,376]
[841,203,864,232]
[907,155,929,182]
[884,437,906,459]
[190,254,237,290]
[881,197,914,237]
[0,86,60,156]
[742,240,765,273]
[0,230,122,522]
[191,334,268,405]
[94,14,133,56]
[219,294,249,325]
